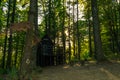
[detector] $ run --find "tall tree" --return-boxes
[86,1,93,57]
[2,0,11,69]
[19,0,38,79]
[6,0,17,69]
[91,0,105,61]
[61,0,66,63]
[76,0,81,61]
[68,0,71,62]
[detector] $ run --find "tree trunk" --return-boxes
[62,0,66,64]
[2,0,11,68]
[19,0,38,79]
[68,27,71,62]
[6,0,16,69]
[76,0,81,61]
[48,0,51,34]
[14,35,19,67]
[88,20,93,57]
[68,0,71,62]
[72,3,76,58]
[87,7,93,57]
[91,0,105,61]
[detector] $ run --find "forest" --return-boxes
[0,0,120,80]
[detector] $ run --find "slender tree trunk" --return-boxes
[87,7,93,57]
[72,3,76,58]
[108,21,115,53]
[118,4,120,52]
[91,0,105,61]
[7,0,17,69]
[2,0,11,67]
[68,27,71,62]
[88,20,93,57]
[2,31,8,69]
[68,0,71,62]
[14,35,19,67]
[68,19,71,63]
[48,0,51,34]
[76,0,81,61]
[113,6,120,53]
[61,0,66,64]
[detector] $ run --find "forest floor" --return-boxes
[32,61,120,80]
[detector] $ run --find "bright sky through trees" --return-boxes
[38,0,84,24]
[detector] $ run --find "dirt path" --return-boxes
[32,61,120,80]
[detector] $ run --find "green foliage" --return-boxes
[0,67,19,80]
[0,68,7,80]
[0,0,120,70]
[81,50,90,60]
[7,67,18,80]
[0,68,7,74]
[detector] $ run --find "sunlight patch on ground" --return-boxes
[117,61,120,63]
[63,65,70,69]
[74,63,81,67]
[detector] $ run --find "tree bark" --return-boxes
[19,0,38,79]
[87,6,93,57]
[6,0,16,69]
[91,0,105,61]
[76,0,81,61]
[62,0,66,63]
